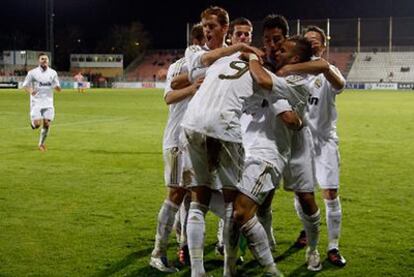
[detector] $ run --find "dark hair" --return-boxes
[262,14,289,37]
[201,6,229,26]
[286,35,313,62]
[303,25,326,46]
[38,53,48,58]
[191,23,204,42]
[228,17,253,36]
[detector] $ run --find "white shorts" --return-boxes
[314,139,340,189]
[238,157,281,205]
[184,129,244,191]
[283,127,317,193]
[30,106,55,121]
[163,146,194,187]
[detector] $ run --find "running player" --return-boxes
[23,53,61,152]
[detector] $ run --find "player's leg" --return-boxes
[183,130,215,277]
[177,154,197,266]
[38,107,55,151]
[30,106,42,129]
[38,118,50,150]
[257,189,276,251]
[287,127,318,251]
[295,192,322,271]
[31,119,41,129]
[233,194,282,276]
[215,141,244,276]
[187,186,211,277]
[316,140,346,266]
[222,189,239,277]
[215,219,224,255]
[150,187,186,272]
[323,188,346,266]
[150,147,185,272]
[177,193,191,265]
[234,159,283,276]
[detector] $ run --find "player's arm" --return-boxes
[323,64,346,91]
[171,72,191,90]
[53,74,62,92]
[23,86,34,95]
[278,111,303,130]
[277,59,329,76]
[272,99,303,130]
[165,77,203,105]
[277,59,345,90]
[22,72,35,95]
[247,54,273,91]
[201,43,263,66]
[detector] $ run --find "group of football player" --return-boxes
[150,6,347,277]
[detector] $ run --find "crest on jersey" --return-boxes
[314,78,322,89]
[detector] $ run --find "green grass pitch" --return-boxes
[0,88,413,276]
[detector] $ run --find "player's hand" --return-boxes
[241,45,265,58]
[276,65,293,77]
[191,77,204,94]
[240,51,264,64]
[31,90,38,96]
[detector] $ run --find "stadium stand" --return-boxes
[325,51,354,77]
[347,51,414,82]
[126,49,354,82]
[125,49,184,81]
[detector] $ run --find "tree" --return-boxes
[96,21,150,67]
[54,25,84,70]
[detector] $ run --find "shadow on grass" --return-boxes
[286,258,345,277]
[275,244,303,262]
[94,246,154,277]
[95,242,219,277]
[96,241,266,277]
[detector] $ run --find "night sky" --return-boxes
[1,0,413,50]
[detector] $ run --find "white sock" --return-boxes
[217,218,224,247]
[173,205,181,244]
[179,195,190,247]
[39,127,49,146]
[223,202,239,276]
[152,199,179,257]
[325,197,342,250]
[301,209,321,251]
[187,202,208,277]
[241,215,275,268]
[257,206,276,250]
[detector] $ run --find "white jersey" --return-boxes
[242,73,314,172]
[185,43,227,82]
[162,57,190,150]
[23,66,60,109]
[185,44,209,82]
[182,54,266,143]
[305,61,345,142]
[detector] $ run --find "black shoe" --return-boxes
[294,230,307,248]
[327,248,347,267]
